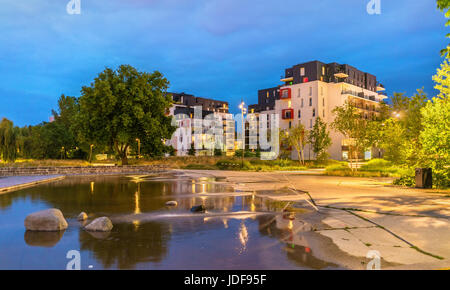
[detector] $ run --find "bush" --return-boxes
[393,175,415,187]
[216,159,250,170]
[360,159,393,171]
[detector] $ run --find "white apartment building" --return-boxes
[250,61,388,161]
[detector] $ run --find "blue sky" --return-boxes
[0,0,447,126]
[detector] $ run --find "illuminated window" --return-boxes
[300,67,305,76]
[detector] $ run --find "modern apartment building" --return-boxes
[249,60,388,161]
[167,92,234,156]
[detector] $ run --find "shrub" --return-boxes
[393,175,415,187]
[216,159,250,170]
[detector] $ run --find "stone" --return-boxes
[165,201,178,206]
[190,205,206,213]
[84,217,113,232]
[77,212,88,221]
[24,208,68,231]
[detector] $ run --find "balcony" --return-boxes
[342,90,380,103]
[282,109,294,120]
[280,77,294,83]
[376,83,385,91]
[280,88,291,100]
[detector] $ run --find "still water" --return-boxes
[0,174,336,269]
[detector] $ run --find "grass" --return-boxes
[0,159,90,168]
[324,159,410,178]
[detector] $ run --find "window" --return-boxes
[298,110,301,118]
[323,109,325,117]
[309,98,312,106]
[301,98,304,107]
[322,98,325,106]
[312,108,316,117]
[320,86,323,96]
[309,87,312,96]
[300,67,305,76]
[322,66,325,75]
[289,121,292,129]
[298,88,301,98]
[310,119,312,128]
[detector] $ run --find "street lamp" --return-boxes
[136,138,141,159]
[239,101,247,168]
[89,144,94,163]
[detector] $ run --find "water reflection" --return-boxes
[0,175,337,270]
[24,230,65,247]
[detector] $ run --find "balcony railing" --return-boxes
[342,90,379,102]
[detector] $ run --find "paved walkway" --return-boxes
[180,170,450,269]
[0,175,64,193]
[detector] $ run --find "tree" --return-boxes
[283,123,307,165]
[0,118,18,162]
[331,101,365,169]
[419,96,450,188]
[307,117,331,162]
[76,65,176,165]
[437,0,450,57]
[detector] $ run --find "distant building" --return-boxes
[249,60,388,161]
[167,92,234,156]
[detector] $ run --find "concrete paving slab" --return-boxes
[0,175,64,193]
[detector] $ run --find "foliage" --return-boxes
[307,117,331,162]
[281,123,308,165]
[0,118,18,162]
[437,0,450,57]
[331,101,367,169]
[76,65,176,165]
[216,159,250,170]
[419,96,450,188]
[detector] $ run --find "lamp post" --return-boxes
[239,101,247,169]
[89,144,94,163]
[136,138,140,159]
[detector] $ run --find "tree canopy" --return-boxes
[76,65,176,165]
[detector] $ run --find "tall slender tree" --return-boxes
[0,118,17,162]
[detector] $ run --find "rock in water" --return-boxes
[165,201,178,206]
[77,212,88,221]
[190,205,206,213]
[84,217,113,232]
[24,208,68,231]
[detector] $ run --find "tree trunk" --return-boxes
[121,155,128,165]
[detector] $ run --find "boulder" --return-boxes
[190,205,206,213]
[77,212,88,221]
[84,217,113,232]
[24,208,68,231]
[165,201,178,206]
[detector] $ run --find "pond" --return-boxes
[0,174,338,270]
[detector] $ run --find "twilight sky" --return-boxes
[0,0,447,126]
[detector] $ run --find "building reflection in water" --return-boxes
[134,182,141,215]
[238,221,249,254]
[90,182,94,194]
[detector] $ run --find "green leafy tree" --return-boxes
[378,119,407,164]
[307,117,331,162]
[419,96,450,188]
[0,118,18,162]
[331,101,366,169]
[76,65,176,165]
[283,123,307,165]
[437,0,450,56]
